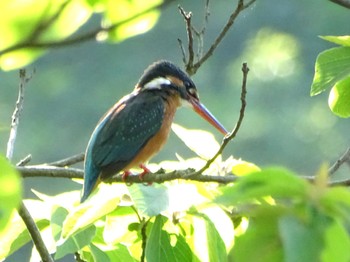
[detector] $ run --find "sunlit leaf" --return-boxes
[191,213,227,261]
[0,196,55,259]
[200,206,234,251]
[216,167,308,206]
[311,47,350,96]
[172,123,220,159]
[61,183,126,239]
[103,0,161,42]
[231,159,261,176]
[146,215,193,262]
[328,76,350,118]
[0,0,91,70]
[0,155,22,233]
[128,184,169,217]
[321,35,350,47]
[103,206,139,244]
[90,242,137,262]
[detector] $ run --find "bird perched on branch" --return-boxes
[81,60,228,202]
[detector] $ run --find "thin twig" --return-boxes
[190,62,249,176]
[178,6,195,71]
[0,0,175,56]
[48,152,84,167]
[6,69,34,159]
[330,0,350,8]
[18,203,54,262]
[140,218,148,262]
[178,0,255,75]
[16,154,32,166]
[328,147,350,175]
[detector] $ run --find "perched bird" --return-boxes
[81,60,228,202]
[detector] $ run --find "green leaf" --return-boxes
[216,167,308,206]
[128,184,169,217]
[172,123,220,159]
[279,213,330,262]
[0,0,91,70]
[55,225,96,260]
[231,159,261,176]
[328,76,350,117]
[146,215,193,262]
[61,183,125,239]
[0,155,22,233]
[321,35,350,47]
[311,47,350,96]
[90,242,137,262]
[103,206,139,244]
[103,0,161,42]
[232,207,283,262]
[191,213,227,262]
[322,219,350,262]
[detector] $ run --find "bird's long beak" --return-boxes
[189,98,228,135]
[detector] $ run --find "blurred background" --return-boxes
[1,0,349,199]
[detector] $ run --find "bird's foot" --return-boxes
[122,170,133,186]
[139,164,152,185]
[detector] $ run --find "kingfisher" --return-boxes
[81,60,228,202]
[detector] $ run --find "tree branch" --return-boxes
[6,69,34,160]
[178,0,256,75]
[6,69,54,262]
[18,203,54,262]
[328,147,350,175]
[0,0,175,56]
[48,152,84,167]
[191,62,249,176]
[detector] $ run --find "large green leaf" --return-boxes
[90,242,137,262]
[216,167,308,206]
[321,35,350,47]
[128,184,169,217]
[279,214,329,262]
[146,215,193,262]
[328,76,350,118]
[232,207,283,262]
[311,47,350,96]
[0,155,22,233]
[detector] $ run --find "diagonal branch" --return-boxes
[191,62,249,177]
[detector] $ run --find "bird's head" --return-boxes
[136,60,228,135]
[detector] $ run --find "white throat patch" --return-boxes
[144,77,171,90]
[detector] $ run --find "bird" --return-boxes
[81,60,228,202]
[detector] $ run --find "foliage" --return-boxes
[2,127,350,261]
[2,0,350,261]
[0,0,162,71]
[311,35,350,118]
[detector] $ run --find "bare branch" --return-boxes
[18,203,54,262]
[328,147,350,175]
[16,154,32,166]
[178,0,256,74]
[6,69,34,160]
[330,0,350,8]
[48,152,85,167]
[178,5,195,72]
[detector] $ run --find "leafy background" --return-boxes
[1,0,350,261]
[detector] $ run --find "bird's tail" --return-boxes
[80,162,100,203]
